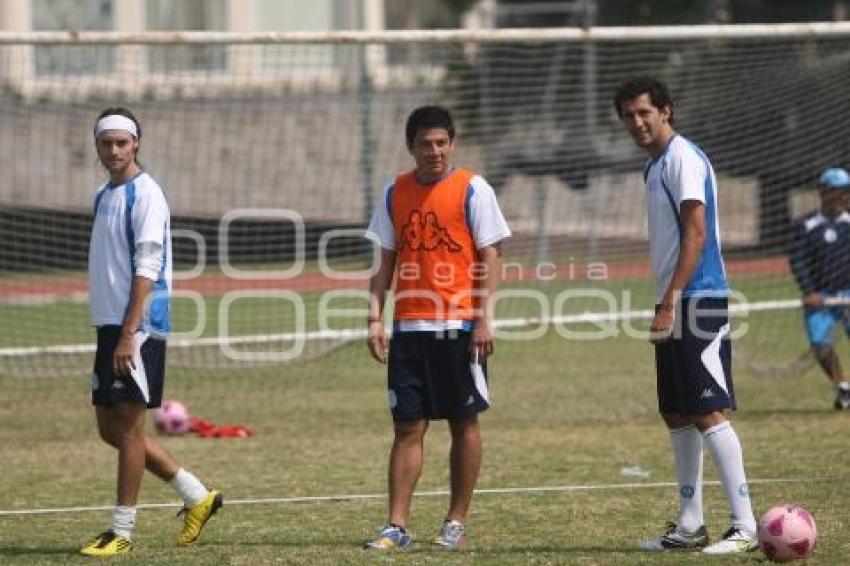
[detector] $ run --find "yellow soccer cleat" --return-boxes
[177,489,223,545]
[80,530,133,557]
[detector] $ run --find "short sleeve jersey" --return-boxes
[88,172,172,336]
[366,169,511,331]
[368,172,511,253]
[644,135,729,302]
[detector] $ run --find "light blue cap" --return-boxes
[818,167,850,189]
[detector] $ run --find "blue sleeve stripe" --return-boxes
[93,190,106,216]
[161,223,167,276]
[385,184,395,225]
[464,183,475,232]
[124,182,137,273]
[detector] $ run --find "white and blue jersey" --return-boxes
[644,135,729,302]
[88,172,171,337]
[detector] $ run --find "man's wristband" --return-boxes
[367,317,382,324]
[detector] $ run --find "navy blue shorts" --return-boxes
[91,326,166,409]
[655,297,735,415]
[387,330,490,422]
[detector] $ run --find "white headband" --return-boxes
[94,115,138,139]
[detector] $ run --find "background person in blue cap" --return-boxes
[789,167,850,410]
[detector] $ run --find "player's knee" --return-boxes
[661,412,686,428]
[112,426,145,448]
[691,411,725,432]
[96,423,120,447]
[104,415,146,445]
[393,419,427,441]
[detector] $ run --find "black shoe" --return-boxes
[834,387,850,410]
[640,522,709,551]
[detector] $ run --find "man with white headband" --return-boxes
[81,108,222,556]
[94,113,139,138]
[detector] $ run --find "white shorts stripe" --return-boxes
[471,361,490,405]
[700,322,730,394]
[129,331,151,403]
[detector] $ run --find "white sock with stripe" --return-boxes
[111,505,136,539]
[169,468,209,508]
[669,425,704,532]
[703,421,757,535]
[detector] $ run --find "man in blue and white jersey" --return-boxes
[789,167,850,410]
[81,108,221,557]
[614,77,758,555]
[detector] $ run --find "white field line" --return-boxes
[0,477,818,517]
[0,298,816,358]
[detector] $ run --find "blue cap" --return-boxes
[818,167,850,189]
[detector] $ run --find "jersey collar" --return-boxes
[643,134,678,180]
[414,166,456,186]
[106,170,145,190]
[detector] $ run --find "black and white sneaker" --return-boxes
[640,522,709,551]
[834,386,850,410]
[702,526,758,554]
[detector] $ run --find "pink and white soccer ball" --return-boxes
[757,504,817,562]
[154,400,190,435]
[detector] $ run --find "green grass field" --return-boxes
[0,272,802,347]
[1,318,848,564]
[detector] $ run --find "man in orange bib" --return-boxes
[364,106,511,551]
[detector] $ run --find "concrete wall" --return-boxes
[0,89,760,248]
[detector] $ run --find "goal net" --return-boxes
[1,24,850,380]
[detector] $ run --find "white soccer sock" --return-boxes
[703,421,757,534]
[835,381,850,392]
[169,468,209,507]
[112,505,136,539]
[669,425,704,532]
